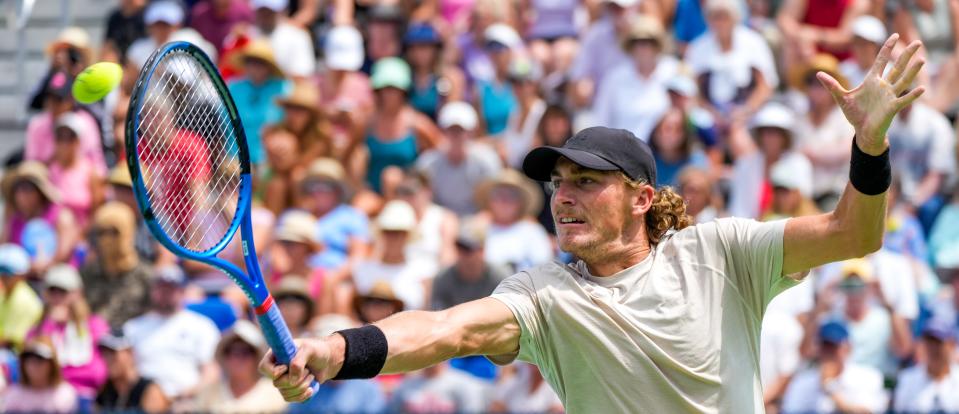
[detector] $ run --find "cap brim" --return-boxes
[522,147,621,182]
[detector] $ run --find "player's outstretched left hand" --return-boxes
[816,34,925,155]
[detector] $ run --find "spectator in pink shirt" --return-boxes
[28,265,109,409]
[0,337,78,413]
[48,113,105,232]
[24,71,107,177]
[189,0,254,52]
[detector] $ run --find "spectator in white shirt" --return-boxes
[567,0,636,109]
[894,318,959,413]
[123,266,220,401]
[886,97,957,233]
[125,1,218,70]
[685,0,778,129]
[782,321,888,414]
[593,14,679,142]
[489,363,563,414]
[839,16,886,87]
[249,0,316,79]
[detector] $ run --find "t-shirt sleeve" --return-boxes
[488,271,546,365]
[713,217,794,316]
[194,315,221,364]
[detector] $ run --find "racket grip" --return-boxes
[257,303,322,396]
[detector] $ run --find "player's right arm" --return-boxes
[260,297,520,402]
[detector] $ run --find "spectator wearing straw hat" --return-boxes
[80,202,152,331]
[593,14,679,142]
[273,278,316,338]
[352,200,438,311]
[104,165,159,262]
[275,82,335,168]
[416,101,503,216]
[228,39,292,166]
[188,320,288,413]
[893,318,959,413]
[471,169,552,273]
[1,162,79,274]
[189,0,254,53]
[95,332,169,412]
[0,244,43,352]
[248,0,315,79]
[269,211,325,302]
[791,53,856,210]
[0,337,78,413]
[362,57,443,194]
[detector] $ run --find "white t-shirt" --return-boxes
[887,103,957,201]
[816,249,920,320]
[894,364,959,412]
[592,56,679,142]
[729,151,812,219]
[492,364,563,413]
[781,364,888,413]
[484,221,553,273]
[490,218,795,413]
[353,259,438,310]
[126,29,218,70]
[793,106,856,198]
[685,26,779,108]
[123,310,220,397]
[251,22,316,78]
[839,60,868,88]
[759,311,804,389]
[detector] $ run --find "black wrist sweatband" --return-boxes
[849,137,892,196]
[332,325,388,380]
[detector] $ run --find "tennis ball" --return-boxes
[72,62,123,104]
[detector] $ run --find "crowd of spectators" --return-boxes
[1,0,959,412]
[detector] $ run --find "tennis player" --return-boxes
[261,34,924,413]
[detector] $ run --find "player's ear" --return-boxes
[630,182,656,217]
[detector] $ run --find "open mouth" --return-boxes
[557,217,585,224]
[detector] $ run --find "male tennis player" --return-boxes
[261,34,924,413]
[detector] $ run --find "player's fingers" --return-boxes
[816,71,847,102]
[886,40,921,85]
[893,58,925,93]
[895,86,925,111]
[279,374,316,402]
[287,344,313,384]
[258,350,280,379]
[867,33,899,79]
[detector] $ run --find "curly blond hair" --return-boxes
[621,173,692,244]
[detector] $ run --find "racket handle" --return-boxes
[257,302,322,396]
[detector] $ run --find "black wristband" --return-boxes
[331,325,388,380]
[849,137,892,196]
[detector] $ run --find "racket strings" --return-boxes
[136,50,242,253]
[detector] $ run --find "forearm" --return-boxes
[909,173,944,207]
[375,310,468,373]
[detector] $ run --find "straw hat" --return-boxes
[376,200,417,232]
[620,14,666,51]
[275,210,321,252]
[475,169,544,218]
[353,280,405,318]
[301,158,351,199]
[45,27,92,63]
[273,276,315,318]
[106,165,133,188]
[788,53,848,91]
[230,39,284,78]
[216,320,268,361]
[1,161,61,203]
[276,81,321,114]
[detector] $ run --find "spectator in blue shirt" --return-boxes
[227,39,291,166]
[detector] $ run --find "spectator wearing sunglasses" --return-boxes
[0,337,77,413]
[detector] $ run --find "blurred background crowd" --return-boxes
[0,0,959,412]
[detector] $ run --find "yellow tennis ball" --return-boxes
[72,62,123,104]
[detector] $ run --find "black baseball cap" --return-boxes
[522,126,657,185]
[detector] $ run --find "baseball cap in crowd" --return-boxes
[370,57,412,91]
[0,244,30,276]
[851,15,887,45]
[377,200,417,232]
[819,321,850,344]
[275,210,321,251]
[368,4,405,23]
[484,23,522,50]
[838,258,874,291]
[438,101,478,130]
[455,221,487,251]
[98,332,133,351]
[153,265,187,286]
[251,0,288,12]
[770,158,813,198]
[922,318,956,342]
[404,23,442,46]
[523,126,657,185]
[55,113,86,139]
[750,102,794,132]
[44,264,83,291]
[666,75,698,98]
[22,341,56,360]
[144,1,185,26]
[325,26,364,71]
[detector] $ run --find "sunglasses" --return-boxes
[92,227,120,238]
[301,180,338,194]
[223,344,256,359]
[46,286,69,295]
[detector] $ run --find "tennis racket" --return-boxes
[125,41,319,394]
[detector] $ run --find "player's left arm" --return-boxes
[782,34,925,277]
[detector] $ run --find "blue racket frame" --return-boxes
[126,41,319,395]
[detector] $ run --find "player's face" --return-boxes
[549,159,636,258]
